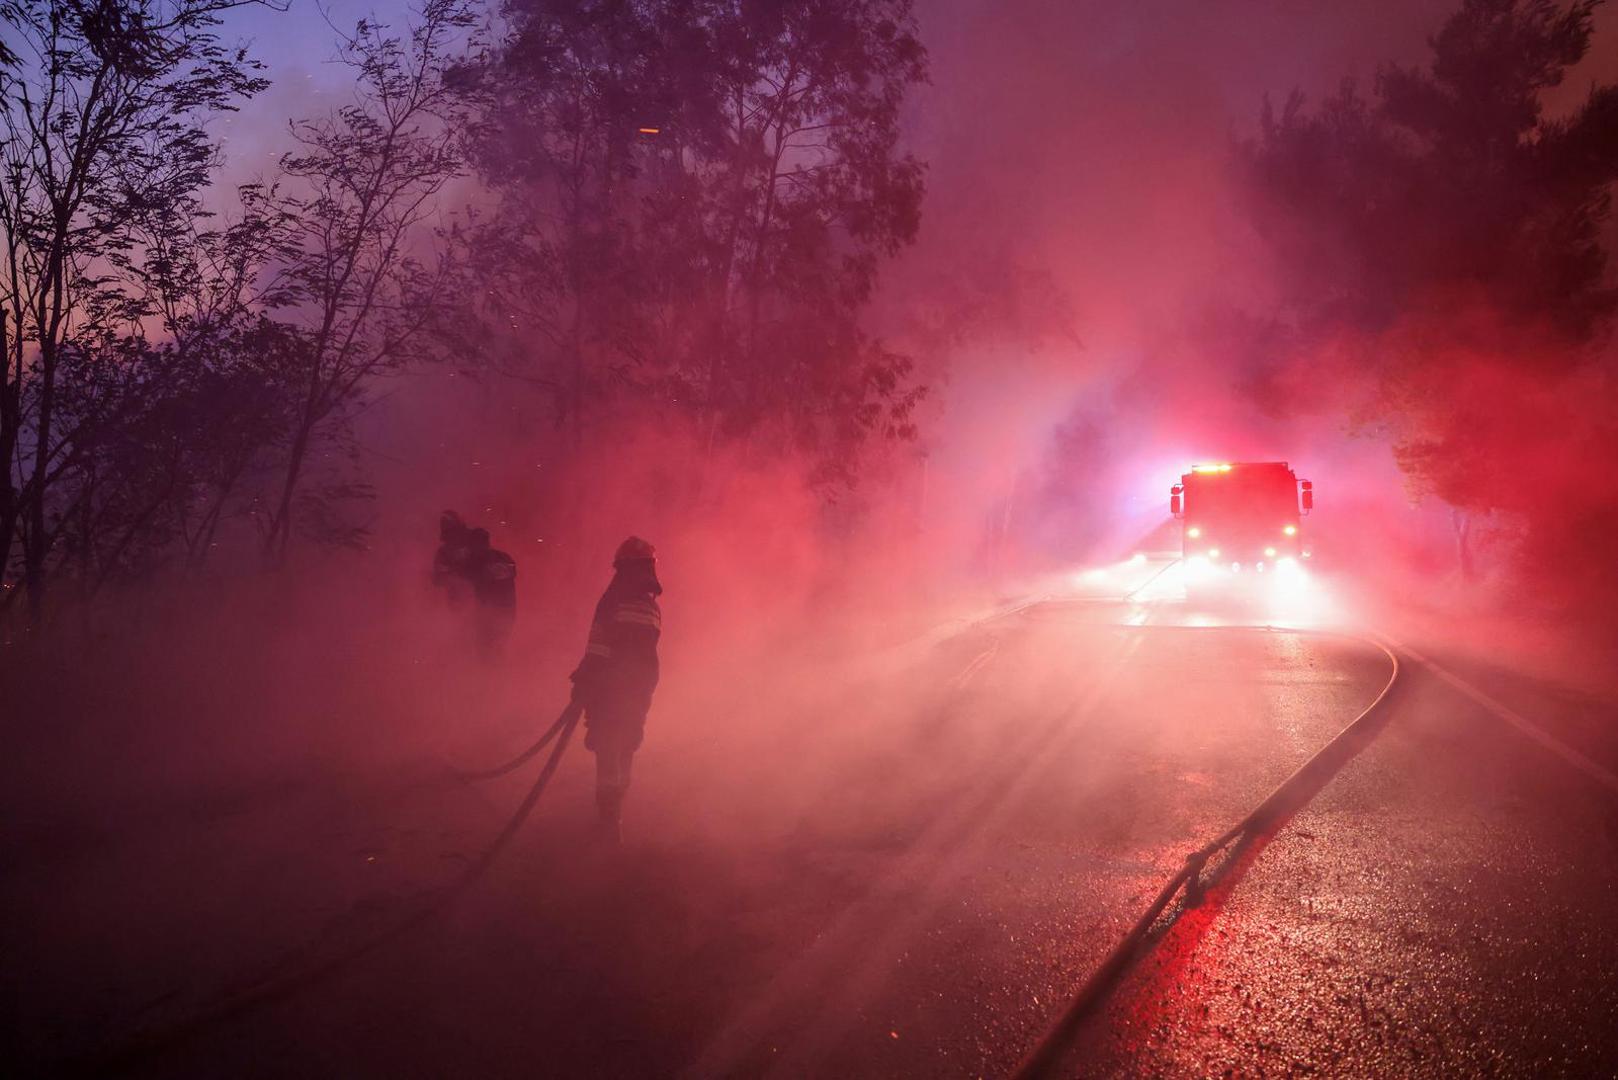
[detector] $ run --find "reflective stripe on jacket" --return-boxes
[575,578,661,700]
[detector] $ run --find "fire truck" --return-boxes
[1170,462,1312,575]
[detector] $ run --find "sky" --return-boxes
[211,0,420,190]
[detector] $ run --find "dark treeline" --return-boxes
[0,0,928,628]
[1240,0,1618,611]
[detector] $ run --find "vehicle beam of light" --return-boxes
[1263,559,1336,626]
[1159,551,1337,627]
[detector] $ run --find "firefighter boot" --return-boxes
[593,746,632,846]
[594,786,623,846]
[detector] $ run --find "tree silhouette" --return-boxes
[455,0,928,488]
[1,0,270,616]
[1241,0,1618,586]
[259,0,472,559]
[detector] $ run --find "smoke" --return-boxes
[860,0,1618,655]
[287,0,1618,669]
[861,1,1445,577]
[10,4,1618,1071]
[165,0,1616,633]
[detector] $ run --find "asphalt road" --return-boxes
[5,564,1617,1077]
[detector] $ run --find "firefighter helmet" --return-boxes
[614,536,656,566]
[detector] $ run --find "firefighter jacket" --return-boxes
[467,547,517,609]
[571,571,661,718]
[432,540,471,587]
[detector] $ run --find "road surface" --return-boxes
[5,561,1617,1077]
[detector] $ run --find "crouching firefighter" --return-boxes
[465,527,517,657]
[432,510,473,605]
[570,537,662,844]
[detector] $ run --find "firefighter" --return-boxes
[464,527,517,656]
[570,536,662,844]
[431,510,474,606]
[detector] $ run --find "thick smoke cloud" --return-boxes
[124,0,1616,626]
[864,1,1448,575]
[871,0,1618,647]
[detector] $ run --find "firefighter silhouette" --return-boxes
[431,510,474,606]
[570,536,661,844]
[463,527,517,656]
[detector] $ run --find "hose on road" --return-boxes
[1121,556,1181,601]
[90,704,584,1073]
[1012,627,1402,1079]
[452,701,582,782]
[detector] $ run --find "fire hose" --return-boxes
[1012,626,1402,1078]
[452,700,582,782]
[89,701,584,1073]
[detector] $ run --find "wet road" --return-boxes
[6,567,1618,1077]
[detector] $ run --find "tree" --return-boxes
[0,0,270,616]
[456,0,928,489]
[698,1,926,445]
[59,181,299,584]
[451,0,700,439]
[49,311,299,594]
[257,0,472,560]
[1244,0,1618,343]
[1240,0,1618,587]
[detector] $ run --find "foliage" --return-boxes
[452,0,928,485]
[1,0,272,615]
[260,0,473,558]
[1240,0,1618,586]
[1244,0,1618,345]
